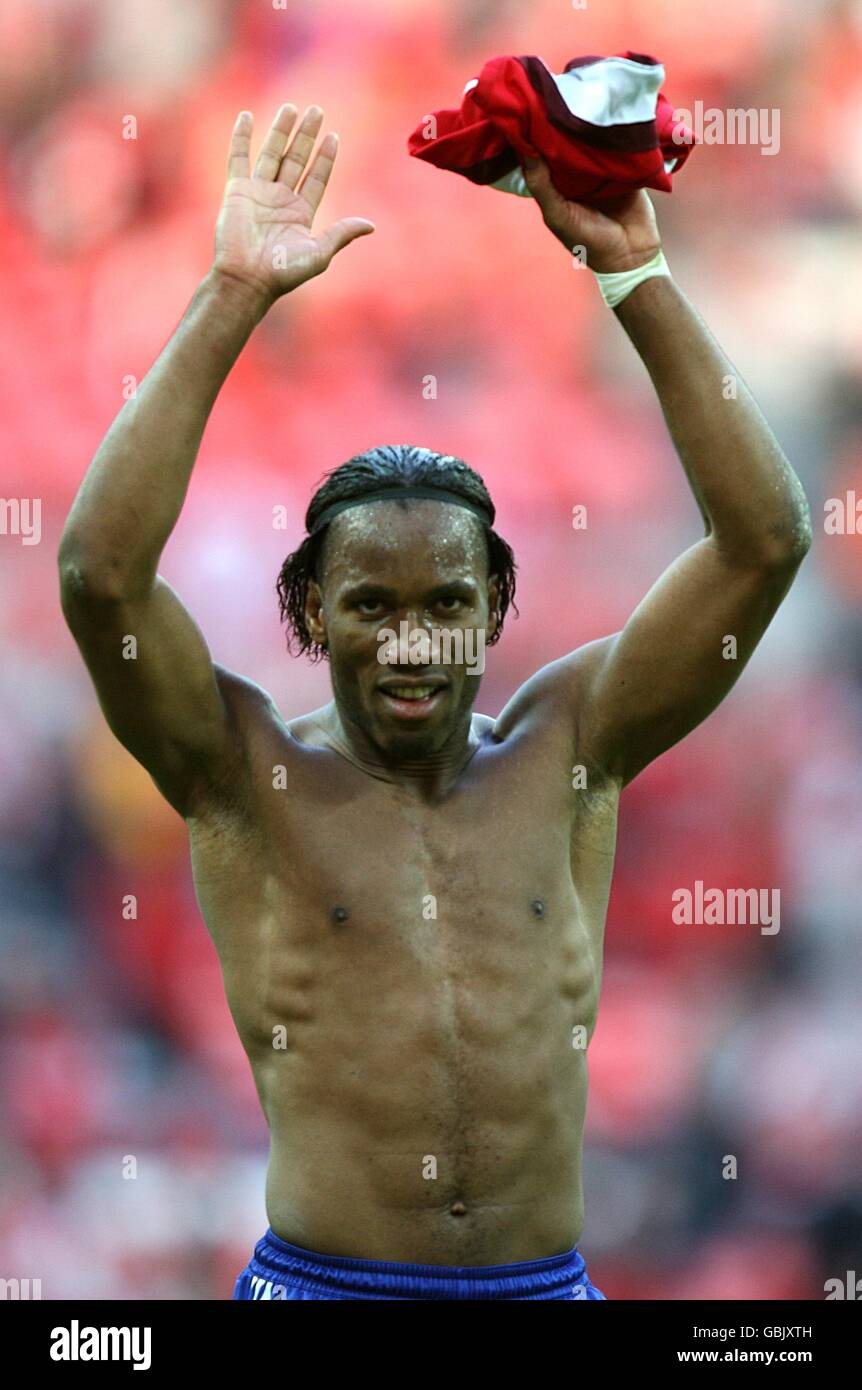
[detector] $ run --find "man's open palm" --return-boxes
[214,104,375,303]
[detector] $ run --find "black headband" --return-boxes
[309,486,491,535]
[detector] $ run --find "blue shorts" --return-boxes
[233,1227,607,1300]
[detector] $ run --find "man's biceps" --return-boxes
[85,635,230,761]
[100,694,233,808]
[607,563,783,677]
[583,641,727,772]
[81,630,220,710]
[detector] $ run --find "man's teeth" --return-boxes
[386,685,436,700]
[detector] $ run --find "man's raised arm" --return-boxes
[521,162,812,787]
[58,104,374,815]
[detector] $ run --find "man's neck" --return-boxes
[296,701,488,799]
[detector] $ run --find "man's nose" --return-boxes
[389,606,431,633]
[388,608,434,667]
[397,607,433,632]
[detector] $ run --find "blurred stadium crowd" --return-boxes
[1,0,861,1298]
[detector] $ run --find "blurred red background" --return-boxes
[1,0,861,1299]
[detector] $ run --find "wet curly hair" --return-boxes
[276,444,518,661]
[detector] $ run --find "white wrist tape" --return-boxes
[593,248,671,308]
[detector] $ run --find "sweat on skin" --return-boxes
[56,99,813,1280]
[304,501,499,760]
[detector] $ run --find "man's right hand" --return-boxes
[213,104,375,307]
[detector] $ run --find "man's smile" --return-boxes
[376,674,449,721]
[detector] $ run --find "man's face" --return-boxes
[305,501,499,759]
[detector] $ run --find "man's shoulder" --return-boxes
[471,711,497,739]
[213,665,291,741]
[493,635,619,739]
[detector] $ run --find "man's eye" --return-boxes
[357,600,383,615]
[437,596,463,613]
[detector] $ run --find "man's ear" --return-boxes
[486,575,500,641]
[305,579,328,648]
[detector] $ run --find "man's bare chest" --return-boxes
[188,725,620,977]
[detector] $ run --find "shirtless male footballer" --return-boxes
[58,104,812,1301]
